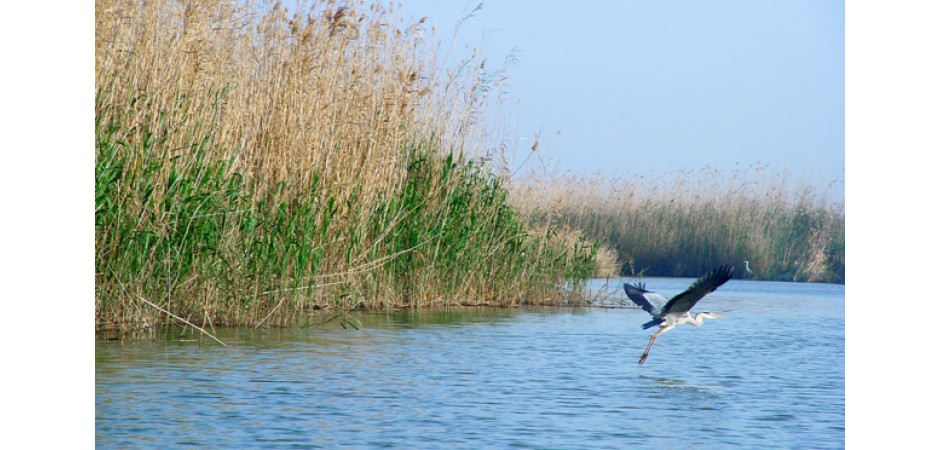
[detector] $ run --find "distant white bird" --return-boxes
[623,265,734,365]
[744,260,755,279]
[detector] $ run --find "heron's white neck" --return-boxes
[691,312,719,326]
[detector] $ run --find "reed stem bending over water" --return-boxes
[95,0,597,335]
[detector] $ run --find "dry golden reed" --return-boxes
[509,164,844,283]
[95,0,597,335]
[97,0,472,199]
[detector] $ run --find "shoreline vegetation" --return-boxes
[511,168,844,283]
[95,0,598,336]
[95,1,844,338]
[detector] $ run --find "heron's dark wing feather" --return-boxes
[661,265,734,315]
[623,282,667,316]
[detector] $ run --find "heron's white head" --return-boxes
[697,312,722,320]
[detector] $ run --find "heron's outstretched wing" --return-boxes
[661,265,734,315]
[623,282,667,316]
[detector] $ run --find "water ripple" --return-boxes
[97,281,844,449]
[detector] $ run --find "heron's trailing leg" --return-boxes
[637,334,658,365]
[638,325,672,365]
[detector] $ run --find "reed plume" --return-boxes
[509,165,844,283]
[96,0,596,335]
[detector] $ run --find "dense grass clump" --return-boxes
[510,166,844,283]
[95,0,596,334]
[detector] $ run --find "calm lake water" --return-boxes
[96,278,844,449]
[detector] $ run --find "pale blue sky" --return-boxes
[396,0,845,194]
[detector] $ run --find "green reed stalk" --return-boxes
[95,0,597,335]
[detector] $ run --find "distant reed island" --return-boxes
[95,1,843,336]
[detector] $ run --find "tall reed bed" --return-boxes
[96,0,596,334]
[510,165,844,283]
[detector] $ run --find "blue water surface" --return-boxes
[96,278,844,449]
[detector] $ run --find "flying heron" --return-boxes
[623,265,734,365]
[744,260,755,279]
